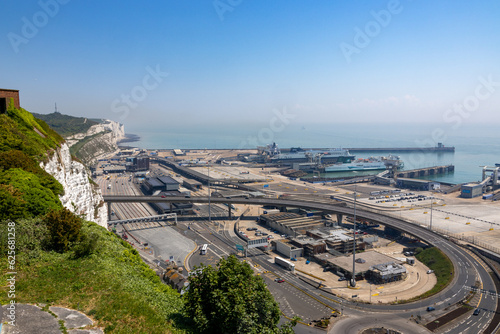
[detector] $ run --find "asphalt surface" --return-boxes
[102,189,499,333]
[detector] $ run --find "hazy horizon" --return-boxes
[2,1,500,131]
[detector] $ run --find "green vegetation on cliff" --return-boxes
[0,104,184,333]
[33,111,99,137]
[1,104,291,333]
[0,217,184,333]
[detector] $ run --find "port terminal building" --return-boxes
[315,250,406,283]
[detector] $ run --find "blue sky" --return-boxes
[1,0,500,132]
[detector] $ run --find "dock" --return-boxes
[395,165,455,178]
[346,146,455,153]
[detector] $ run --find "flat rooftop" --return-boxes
[317,250,401,274]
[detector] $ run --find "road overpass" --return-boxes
[103,195,498,333]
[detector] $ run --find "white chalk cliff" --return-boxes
[40,143,108,227]
[66,120,126,165]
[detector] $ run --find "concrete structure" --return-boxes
[370,262,407,283]
[173,149,185,156]
[0,88,20,112]
[126,156,150,172]
[307,228,365,254]
[151,191,193,214]
[183,179,203,190]
[395,165,454,178]
[141,176,180,194]
[396,178,440,191]
[461,183,483,198]
[290,236,326,257]
[274,239,304,259]
[158,176,180,191]
[103,165,127,174]
[315,250,403,280]
[259,212,324,236]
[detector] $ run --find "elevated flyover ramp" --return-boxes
[103,195,443,246]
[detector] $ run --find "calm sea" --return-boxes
[125,122,500,185]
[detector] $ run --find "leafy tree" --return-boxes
[43,208,82,252]
[183,255,295,334]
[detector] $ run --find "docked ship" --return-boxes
[264,143,355,164]
[323,155,404,172]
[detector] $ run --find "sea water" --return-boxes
[125,122,500,185]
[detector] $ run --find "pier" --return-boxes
[395,165,455,178]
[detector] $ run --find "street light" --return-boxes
[208,166,211,223]
[350,185,357,288]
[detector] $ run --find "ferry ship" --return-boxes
[324,155,403,172]
[265,143,355,164]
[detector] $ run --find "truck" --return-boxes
[275,256,295,272]
[263,209,280,214]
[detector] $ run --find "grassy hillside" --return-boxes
[0,219,184,333]
[0,105,187,333]
[33,111,99,137]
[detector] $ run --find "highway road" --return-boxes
[104,195,499,333]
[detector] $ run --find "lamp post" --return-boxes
[350,185,357,288]
[208,166,211,223]
[429,199,433,231]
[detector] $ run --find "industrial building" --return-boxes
[0,88,20,112]
[183,179,203,190]
[150,191,193,214]
[370,262,407,284]
[396,178,440,191]
[307,228,372,254]
[461,183,483,198]
[315,250,404,281]
[273,239,304,259]
[259,212,324,236]
[141,176,180,195]
[126,156,150,172]
[289,236,326,257]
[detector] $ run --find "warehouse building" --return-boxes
[315,250,404,281]
[259,212,324,236]
[183,179,203,190]
[273,239,304,259]
[461,183,483,198]
[396,178,440,191]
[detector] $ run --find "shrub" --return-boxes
[43,208,83,253]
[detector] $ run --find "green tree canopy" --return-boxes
[183,255,295,334]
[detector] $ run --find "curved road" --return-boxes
[104,195,498,333]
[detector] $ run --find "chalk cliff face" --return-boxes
[40,143,108,228]
[66,120,126,165]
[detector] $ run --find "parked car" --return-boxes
[338,276,346,281]
[427,270,434,274]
